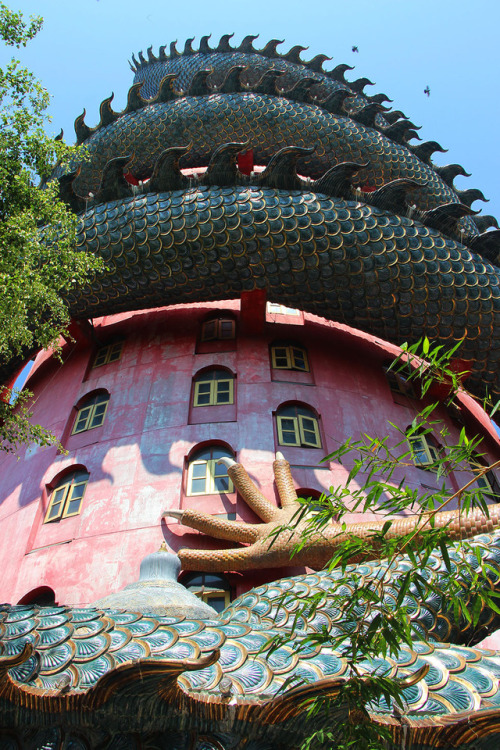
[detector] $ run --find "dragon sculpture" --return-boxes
[2,35,500,748]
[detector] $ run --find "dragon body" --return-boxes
[2,36,500,747]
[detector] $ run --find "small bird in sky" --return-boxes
[352,45,359,53]
[424,86,430,97]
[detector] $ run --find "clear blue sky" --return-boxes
[3,0,500,222]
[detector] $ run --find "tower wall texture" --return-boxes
[0,300,498,606]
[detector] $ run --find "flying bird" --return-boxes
[424,86,430,97]
[352,45,359,53]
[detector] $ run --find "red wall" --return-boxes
[0,300,498,606]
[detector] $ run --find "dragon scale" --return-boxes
[3,36,500,749]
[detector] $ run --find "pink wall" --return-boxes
[0,300,498,606]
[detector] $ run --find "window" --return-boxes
[44,470,89,523]
[93,341,123,367]
[187,446,235,496]
[470,454,500,500]
[72,392,109,434]
[201,318,235,342]
[193,369,234,407]
[271,343,309,372]
[407,432,439,470]
[183,573,231,613]
[267,303,300,316]
[385,367,415,398]
[276,405,321,448]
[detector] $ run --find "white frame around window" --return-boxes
[267,303,300,315]
[44,472,89,523]
[408,435,439,469]
[72,394,109,434]
[276,414,321,448]
[93,341,123,368]
[193,377,234,407]
[201,319,236,342]
[271,344,309,372]
[187,458,234,496]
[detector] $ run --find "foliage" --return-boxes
[0,4,100,452]
[267,338,500,749]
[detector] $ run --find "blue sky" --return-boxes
[3,0,500,222]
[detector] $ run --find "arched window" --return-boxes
[407,430,439,470]
[18,586,56,606]
[276,404,321,448]
[201,317,236,342]
[183,572,231,613]
[72,391,109,434]
[44,469,89,523]
[271,342,309,372]
[193,369,234,407]
[93,341,123,368]
[187,445,235,496]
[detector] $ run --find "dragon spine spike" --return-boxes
[237,34,259,53]
[475,215,500,232]
[350,76,375,94]
[155,74,178,103]
[204,142,249,186]
[98,94,118,129]
[468,229,500,263]
[241,68,284,95]
[147,46,157,64]
[54,129,63,142]
[420,202,478,237]
[313,88,352,115]
[435,163,472,187]
[185,67,214,96]
[258,145,315,191]
[276,74,316,101]
[74,110,94,145]
[351,102,387,128]
[199,34,213,54]
[95,155,133,204]
[382,119,422,145]
[131,53,139,70]
[305,53,332,72]
[383,109,408,124]
[311,161,367,199]
[216,33,235,53]
[183,38,195,56]
[260,39,285,58]
[209,64,246,94]
[368,178,423,215]
[168,41,178,58]
[148,145,192,193]
[327,63,354,84]
[367,92,393,105]
[283,44,309,64]
[125,81,147,114]
[410,140,448,164]
[457,188,489,206]
[158,44,168,61]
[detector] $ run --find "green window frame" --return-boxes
[408,434,439,469]
[72,393,110,434]
[187,447,235,496]
[276,405,321,448]
[201,318,236,342]
[44,470,89,523]
[193,370,234,407]
[271,344,309,372]
[93,341,123,368]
